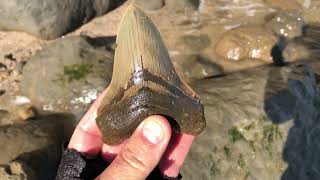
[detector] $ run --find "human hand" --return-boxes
[68,88,195,179]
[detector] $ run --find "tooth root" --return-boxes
[96,4,205,145]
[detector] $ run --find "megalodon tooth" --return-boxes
[96,4,206,145]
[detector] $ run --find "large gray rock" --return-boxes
[182,61,320,180]
[20,36,114,119]
[0,116,66,180]
[0,0,112,39]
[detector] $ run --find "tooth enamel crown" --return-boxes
[96,5,206,145]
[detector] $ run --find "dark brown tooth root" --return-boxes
[96,4,206,145]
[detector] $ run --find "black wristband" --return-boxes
[56,149,182,180]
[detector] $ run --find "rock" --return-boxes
[0,0,112,39]
[0,110,9,124]
[283,24,320,62]
[0,161,36,180]
[172,54,223,82]
[264,0,303,10]
[0,117,65,180]
[133,0,164,11]
[176,34,211,53]
[182,61,320,179]
[0,165,27,180]
[17,105,36,121]
[266,10,304,39]
[283,40,311,62]
[20,36,114,119]
[215,25,278,61]
[165,0,200,12]
[303,7,320,24]
[0,95,39,125]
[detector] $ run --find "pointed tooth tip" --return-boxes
[117,3,150,37]
[125,3,144,16]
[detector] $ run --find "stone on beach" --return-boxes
[215,25,278,62]
[0,0,112,39]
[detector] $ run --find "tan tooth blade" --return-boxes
[112,4,185,89]
[96,4,205,145]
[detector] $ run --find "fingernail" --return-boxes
[142,120,164,144]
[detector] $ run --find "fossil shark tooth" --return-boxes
[96,4,206,145]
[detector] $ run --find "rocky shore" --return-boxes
[0,0,320,179]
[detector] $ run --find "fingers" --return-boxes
[68,87,109,155]
[101,143,125,162]
[97,115,172,180]
[159,133,194,177]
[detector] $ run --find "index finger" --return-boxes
[68,87,109,155]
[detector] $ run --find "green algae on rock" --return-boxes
[96,5,206,145]
[20,36,114,119]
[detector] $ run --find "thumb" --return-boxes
[97,115,172,180]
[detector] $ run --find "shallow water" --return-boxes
[152,0,320,73]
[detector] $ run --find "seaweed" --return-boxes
[228,127,244,143]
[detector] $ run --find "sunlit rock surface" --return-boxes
[19,36,114,119]
[215,25,278,61]
[133,0,164,11]
[0,0,113,39]
[0,1,320,179]
[266,10,304,39]
[182,61,320,180]
[172,54,224,82]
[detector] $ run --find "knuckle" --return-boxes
[119,147,147,172]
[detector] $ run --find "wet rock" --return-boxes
[133,0,164,11]
[215,25,278,61]
[0,90,5,96]
[182,61,320,179]
[176,34,211,53]
[20,36,114,119]
[165,0,200,12]
[172,54,223,82]
[0,0,112,39]
[264,0,302,10]
[283,40,311,62]
[0,161,36,180]
[283,24,320,62]
[0,117,65,180]
[266,10,304,39]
